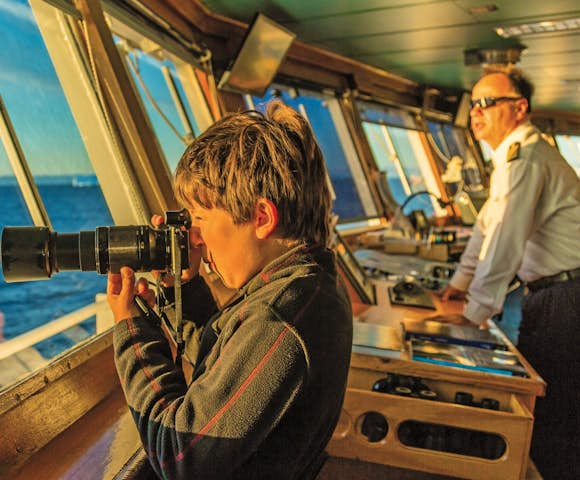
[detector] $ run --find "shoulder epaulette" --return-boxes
[507,142,521,162]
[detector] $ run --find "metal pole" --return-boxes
[0,96,52,229]
[161,65,194,143]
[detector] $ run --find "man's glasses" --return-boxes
[470,96,523,109]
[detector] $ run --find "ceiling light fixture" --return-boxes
[495,17,580,38]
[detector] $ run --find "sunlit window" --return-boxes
[0,151,31,228]
[0,0,215,391]
[555,134,580,177]
[0,0,112,387]
[248,86,378,222]
[427,122,484,189]
[107,15,207,172]
[363,122,409,204]
[427,121,487,211]
[114,36,197,171]
[359,103,444,217]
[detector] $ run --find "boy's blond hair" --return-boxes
[175,100,332,245]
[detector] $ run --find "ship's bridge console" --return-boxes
[328,222,545,479]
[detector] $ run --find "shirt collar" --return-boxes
[491,121,536,167]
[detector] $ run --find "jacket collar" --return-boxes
[229,243,335,302]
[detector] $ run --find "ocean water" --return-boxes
[0,178,112,358]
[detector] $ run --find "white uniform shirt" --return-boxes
[450,122,580,325]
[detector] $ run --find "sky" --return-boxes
[0,0,192,178]
[0,0,95,177]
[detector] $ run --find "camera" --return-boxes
[0,209,191,283]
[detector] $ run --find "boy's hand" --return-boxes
[107,267,140,323]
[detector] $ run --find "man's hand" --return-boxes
[438,284,467,302]
[424,313,475,326]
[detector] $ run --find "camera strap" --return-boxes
[134,295,161,328]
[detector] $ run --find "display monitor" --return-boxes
[218,13,296,97]
[332,230,376,305]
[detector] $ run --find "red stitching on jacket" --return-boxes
[173,326,291,462]
[127,318,166,402]
[165,270,322,467]
[238,303,248,323]
[259,245,312,282]
[291,282,321,326]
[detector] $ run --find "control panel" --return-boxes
[388,280,436,309]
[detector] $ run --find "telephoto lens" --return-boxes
[1,216,189,283]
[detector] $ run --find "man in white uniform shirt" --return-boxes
[432,70,580,479]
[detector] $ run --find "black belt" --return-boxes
[526,267,580,292]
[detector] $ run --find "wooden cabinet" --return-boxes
[328,297,546,480]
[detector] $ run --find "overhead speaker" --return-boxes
[464,45,526,66]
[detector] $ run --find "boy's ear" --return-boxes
[253,198,279,239]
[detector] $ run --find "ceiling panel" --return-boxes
[200,0,580,112]
[282,4,475,41]
[202,0,448,23]
[320,24,521,56]
[454,0,580,21]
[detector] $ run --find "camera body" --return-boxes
[0,209,190,282]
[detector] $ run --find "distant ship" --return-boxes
[71,175,99,187]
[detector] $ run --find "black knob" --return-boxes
[361,412,389,443]
[418,389,438,400]
[454,391,474,406]
[394,386,413,396]
[481,398,500,410]
[372,374,399,394]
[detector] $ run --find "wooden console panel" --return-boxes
[330,295,546,480]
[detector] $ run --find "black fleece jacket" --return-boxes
[113,244,353,480]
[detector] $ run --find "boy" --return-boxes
[107,101,353,479]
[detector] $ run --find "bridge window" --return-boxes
[427,121,486,210]
[359,103,445,218]
[0,0,228,390]
[106,10,211,172]
[0,0,113,387]
[247,86,378,222]
[427,123,483,186]
[119,41,196,170]
[555,134,580,177]
[0,152,31,228]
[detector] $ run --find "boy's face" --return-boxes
[188,203,262,289]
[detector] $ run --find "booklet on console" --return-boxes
[402,319,508,351]
[352,321,404,359]
[409,339,528,377]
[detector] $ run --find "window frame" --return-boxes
[361,116,447,217]
[0,0,216,395]
[246,84,381,222]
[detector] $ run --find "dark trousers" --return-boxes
[517,278,580,480]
